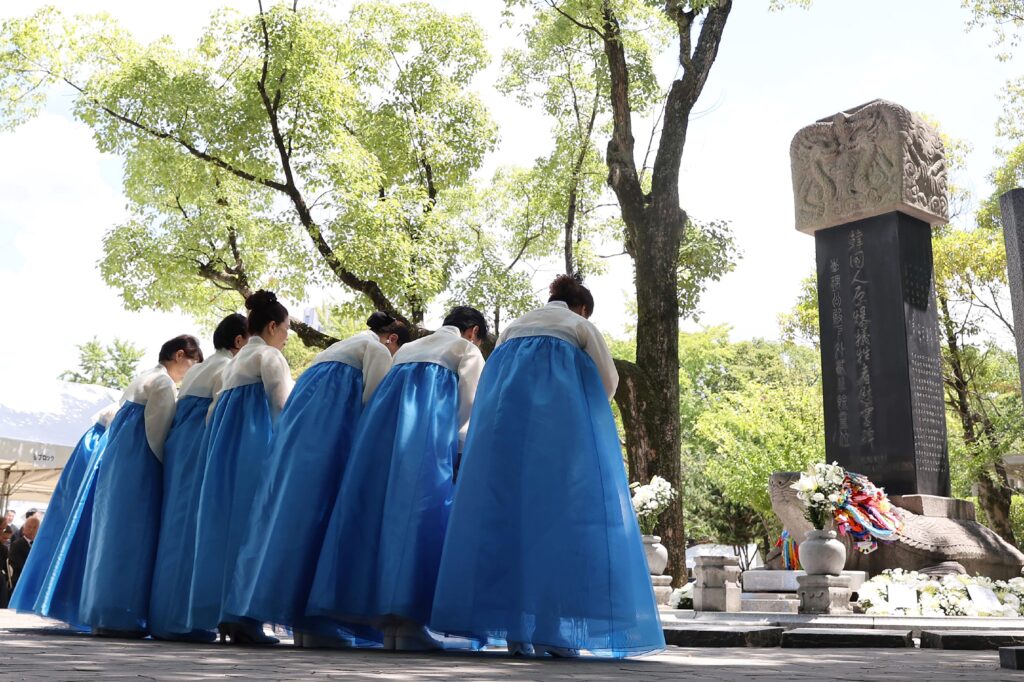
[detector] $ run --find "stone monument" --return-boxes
[791,99,950,496]
[999,188,1024,397]
[779,99,1024,579]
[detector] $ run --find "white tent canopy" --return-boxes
[0,380,119,504]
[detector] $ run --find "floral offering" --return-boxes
[857,569,1024,618]
[790,461,902,553]
[630,475,677,536]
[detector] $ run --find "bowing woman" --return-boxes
[431,275,665,658]
[80,335,203,637]
[306,306,487,651]
[227,312,410,649]
[149,314,249,642]
[31,402,120,629]
[189,290,293,645]
[9,402,118,617]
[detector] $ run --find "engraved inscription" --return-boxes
[849,229,875,453]
[830,257,850,448]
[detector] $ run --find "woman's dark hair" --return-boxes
[159,334,204,363]
[245,289,289,335]
[443,306,488,341]
[367,311,412,347]
[213,313,248,350]
[548,273,594,316]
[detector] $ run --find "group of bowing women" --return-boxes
[9,275,665,658]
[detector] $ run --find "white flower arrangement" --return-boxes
[668,582,693,609]
[790,461,846,530]
[630,475,677,536]
[856,569,1022,618]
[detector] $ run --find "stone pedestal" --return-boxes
[791,99,951,497]
[651,575,672,606]
[890,494,975,521]
[693,556,741,613]
[742,568,867,594]
[797,574,852,614]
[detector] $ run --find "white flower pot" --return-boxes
[800,529,846,575]
[642,535,669,575]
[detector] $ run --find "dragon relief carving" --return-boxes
[791,99,949,234]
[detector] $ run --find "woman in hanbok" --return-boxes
[149,314,248,642]
[189,290,292,645]
[227,312,410,649]
[80,335,203,636]
[9,403,118,616]
[306,306,486,651]
[431,275,665,658]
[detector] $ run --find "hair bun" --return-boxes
[367,311,395,332]
[245,289,278,311]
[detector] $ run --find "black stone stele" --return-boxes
[999,188,1024,399]
[814,211,950,497]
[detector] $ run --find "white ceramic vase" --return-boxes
[800,529,846,575]
[642,535,669,575]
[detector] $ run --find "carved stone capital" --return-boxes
[790,99,949,234]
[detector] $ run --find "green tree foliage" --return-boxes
[693,340,823,535]
[0,2,497,339]
[59,337,144,389]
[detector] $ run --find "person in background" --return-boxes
[189,291,292,645]
[8,404,119,617]
[306,306,486,651]
[149,313,249,642]
[431,275,665,658]
[3,511,16,546]
[0,528,12,608]
[9,516,40,590]
[80,335,203,637]
[228,311,409,650]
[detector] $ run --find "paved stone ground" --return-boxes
[0,611,1015,681]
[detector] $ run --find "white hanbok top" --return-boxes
[120,365,177,461]
[92,402,121,429]
[178,348,234,400]
[499,300,619,400]
[393,325,485,450]
[311,330,393,404]
[217,336,294,419]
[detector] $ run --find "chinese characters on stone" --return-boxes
[849,229,875,449]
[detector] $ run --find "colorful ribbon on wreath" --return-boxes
[833,471,902,554]
[776,530,799,569]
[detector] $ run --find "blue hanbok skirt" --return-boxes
[9,421,107,613]
[225,362,380,645]
[32,422,112,629]
[148,395,214,639]
[430,336,665,658]
[80,402,163,632]
[189,382,274,630]
[306,362,459,628]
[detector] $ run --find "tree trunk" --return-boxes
[597,0,731,587]
[977,465,1017,546]
[939,295,1017,546]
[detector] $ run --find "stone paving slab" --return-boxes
[922,630,1024,650]
[781,628,913,648]
[662,625,784,647]
[0,611,1013,680]
[1000,646,1024,670]
[664,608,1024,634]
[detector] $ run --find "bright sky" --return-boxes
[0,0,1019,386]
